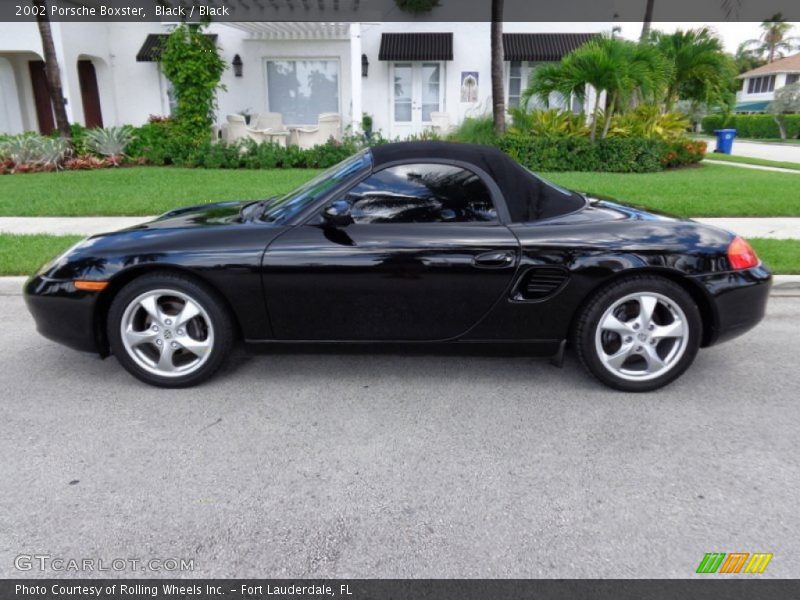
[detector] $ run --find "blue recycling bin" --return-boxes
[714,129,737,154]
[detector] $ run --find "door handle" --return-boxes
[473,251,515,268]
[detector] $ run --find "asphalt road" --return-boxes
[0,292,798,579]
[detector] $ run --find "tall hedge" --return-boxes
[499,135,668,172]
[701,114,800,139]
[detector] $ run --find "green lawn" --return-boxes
[0,163,798,218]
[2,233,798,276]
[542,164,799,217]
[0,167,320,217]
[0,234,83,276]
[704,153,800,171]
[750,239,800,274]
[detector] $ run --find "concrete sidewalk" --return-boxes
[703,137,800,164]
[704,159,800,174]
[2,216,800,240]
[0,216,150,236]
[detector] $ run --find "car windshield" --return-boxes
[260,151,371,223]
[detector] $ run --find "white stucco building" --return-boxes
[0,20,607,138]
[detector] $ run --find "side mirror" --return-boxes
[322,200,354,228]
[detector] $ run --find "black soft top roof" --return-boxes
[370,141,584,222]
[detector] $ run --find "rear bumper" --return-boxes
[692,265,772,347]
[24,275,101,354]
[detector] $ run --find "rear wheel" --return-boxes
[574,276,701,392]
[107,272,234,387]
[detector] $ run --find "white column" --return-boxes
[349,22,362,134]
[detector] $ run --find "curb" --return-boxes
[3,275,799,297]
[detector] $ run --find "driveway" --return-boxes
[0,292,798,579]
[705,137,800,163]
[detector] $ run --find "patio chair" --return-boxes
[222,114,269,144]
[250,112,290,147]
[289,113,341,149]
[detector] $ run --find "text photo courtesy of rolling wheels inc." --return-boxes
[2,0,800,598]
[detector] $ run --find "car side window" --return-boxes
[342,163,497,224]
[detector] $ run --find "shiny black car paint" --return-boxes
[25,152,771,360]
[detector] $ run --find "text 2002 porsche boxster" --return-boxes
[25,142,771,391]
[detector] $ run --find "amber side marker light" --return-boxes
[727,236,760,270]
[74,280,109,291]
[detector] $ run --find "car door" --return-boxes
[261,162,520,341]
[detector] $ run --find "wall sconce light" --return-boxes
[232,54,243,78]
[361,54,369,78]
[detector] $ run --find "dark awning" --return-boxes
[378,33,453,61]
[136,33,218,62]
[502,33,597,62]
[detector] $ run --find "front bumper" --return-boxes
[24,275,102,354]
[693,265,772,347]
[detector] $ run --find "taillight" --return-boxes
[727,236,759,270]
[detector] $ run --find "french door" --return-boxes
[391,61,443,138]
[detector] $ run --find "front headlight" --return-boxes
[36,237,97,276]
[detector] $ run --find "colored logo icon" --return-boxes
[696,553,773,574]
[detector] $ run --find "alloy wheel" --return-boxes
[119,289,214,378]
[594,292,688,382]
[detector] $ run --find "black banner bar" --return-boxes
[3,580,800,600]
[2,0,800,22]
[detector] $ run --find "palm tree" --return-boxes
[523,37,670,141]
[651,28,736,111]
[490,0,505,134]
[32,0,71,142]
[741,14,798,63]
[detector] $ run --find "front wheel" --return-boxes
[573,276,701,392]
[107,272,234,388]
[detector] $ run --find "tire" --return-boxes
[107,271,234,388]
[573,275,701,392]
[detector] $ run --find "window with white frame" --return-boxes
[507,61,524,107]
[747,75,776,94]
[266,59,339,126]
[787,74,799,85]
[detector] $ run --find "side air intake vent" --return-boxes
[517,267,569,300]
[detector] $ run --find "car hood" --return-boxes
[130,200,252,230]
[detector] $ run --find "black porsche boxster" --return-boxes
[25,142,771,391]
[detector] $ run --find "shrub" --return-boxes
[660,139,707,168]
[0,134,70,173]
[701,113,800,139]
[85,126,136,163]
[499,134,667,172]
[508,108,588,138]
[607,106,690,141]
[449,116,498,145]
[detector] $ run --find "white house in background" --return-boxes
[0,21,607,139]
[735,53,800,113]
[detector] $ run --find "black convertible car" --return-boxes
[25,142,770,391]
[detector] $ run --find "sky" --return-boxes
[616,21,800,53]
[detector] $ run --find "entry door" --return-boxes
[28,61,55,135]
[78,60,103,128]
[391,62,443,137]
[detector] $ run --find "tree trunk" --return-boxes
[491,0,505,134]
[589,91,602,142]
[33,0,72,142]
[774,115,787,139]
[601,91,617,139]
[640,0,656,41]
